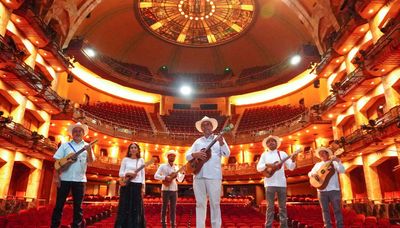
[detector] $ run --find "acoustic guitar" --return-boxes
[187,123,234,175]
[119,158,155,187]
[262,148,301,178]
[54,139,98,172]
[309,148,344,189]
[162,164,186,187]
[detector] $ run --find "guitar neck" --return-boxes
[204,132,224,151]
[71,140,97,159]
[278,150,300,165]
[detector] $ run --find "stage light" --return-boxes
[290,55,301,65]
[84,48,96,57]
[180,85,192,96]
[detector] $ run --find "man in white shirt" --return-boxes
[154,150,185,228]
[51,122,95,228]
[256,135,297,228]
[186,116,230,228]
[308,147,345,228]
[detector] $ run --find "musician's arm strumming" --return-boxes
[256,153,267,172]
[154,164,166,181]
[283,152,296,171]
[186,139,206,160]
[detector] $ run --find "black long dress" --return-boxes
[114,182,146,228]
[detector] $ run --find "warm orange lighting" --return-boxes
[1,74,6,78]
[328,114,333,118]
[94,133,98,136]
[343,48,347,52]
[370,82,375,85]
[342,104,346,107]
[51,123,56,127]
[85,135,89,139]
[67,123,71,126]
[16,18,21,23]
[313,126,317,130]
[240,145,243,148]
[124,140,127,143]
[57,67,61,71]
[306,130,309,133]
[103,136,107,139]
[368,9,374,14]
[360,28,365,32]
[297,133,301,136]
[381,69,385,72]
[230,145,233,148]
[351,97,355,100]
[108,141,112,144]
[35,41,39,44]
[335,59,340,63]
[250,143,253,147]
[288,136,292,139]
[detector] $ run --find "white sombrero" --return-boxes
[67,122,89,137]
[262,135,282,150]
[314,147,333,159]
[165,150,177,158]
[195,116,218,133]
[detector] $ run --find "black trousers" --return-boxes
[114,182,146,228]
[161,191,177,228]
[51,181,85,228]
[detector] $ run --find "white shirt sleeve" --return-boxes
[154,165,166,180]
[256,153,266,172]
[119,158,126,177]
[333,161,345,174]
[308,162,320,177]
[53,143,66,160]
[219,138,230,157]
[186,140,198,161]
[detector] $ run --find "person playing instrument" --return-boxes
[256,135,297,228]
[51,122,95,228]
[114,142,146,228]
[308,147,345,228]
[186,116,230,228]
[154,150,185,228]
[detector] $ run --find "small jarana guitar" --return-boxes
[54,139,98,171]
[162,164,187,187]
[188,124,234,175]
[309,148,344,189]
[119,158,155,187]
[262,148,301,178]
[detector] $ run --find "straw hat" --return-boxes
[314,147,333,159]
[67,122,89,137]
[165,150,177,158]
[262,135,281,150]
[195,116,218,133]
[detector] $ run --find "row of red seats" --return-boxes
[1,204,114,228]
[237,105,305,132]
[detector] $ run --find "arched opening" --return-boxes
[7,161,34,198]
[377,157,400,202]
[349,166,367,202]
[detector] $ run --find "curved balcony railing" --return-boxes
[73,108,327,146]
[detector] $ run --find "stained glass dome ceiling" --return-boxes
[75,0,313,75]
[136,0,256,47]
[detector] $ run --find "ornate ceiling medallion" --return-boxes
[135,0,256,47]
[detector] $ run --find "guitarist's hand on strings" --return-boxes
[291,154,298,162]
[192,149,208,161]
[126,171,137,179]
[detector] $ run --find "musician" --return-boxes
[256,135,297,228]
[51,122,95,228]
[154,150,185,228]
[186,116,230,228]
[308,147,345,228]
[114,142,146,228]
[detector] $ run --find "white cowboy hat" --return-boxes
[314,147,333,159]
[67,122,89,137]
[195,116,218,133]
[165,150,177,158]
[262,135,282,150]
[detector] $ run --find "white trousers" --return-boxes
[193,178,222,228]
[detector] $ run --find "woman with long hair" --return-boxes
[114,142,146,228]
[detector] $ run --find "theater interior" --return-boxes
[0,0,399,227]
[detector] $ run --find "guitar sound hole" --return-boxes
[321,170,325,174]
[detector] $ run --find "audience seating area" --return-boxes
[237,105,306,133]
[1,204,113,228]
[81,102,152,132]
[161,109,227,134]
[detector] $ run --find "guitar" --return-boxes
[119,158,155,187]
[309,148,344,189]
[162,164,187,187]
[187,123,234,175]
[262,148,301,178]
[54,139,98,171]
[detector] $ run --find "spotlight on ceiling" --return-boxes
[180,85,192,96]
[84,48,96,57]
[290,55,301,65]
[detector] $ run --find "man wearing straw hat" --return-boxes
[51,122,95,228]
[186,116,230,228]
[308,147,345,228]
[256,135,297,228]
[154,150,185,228]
